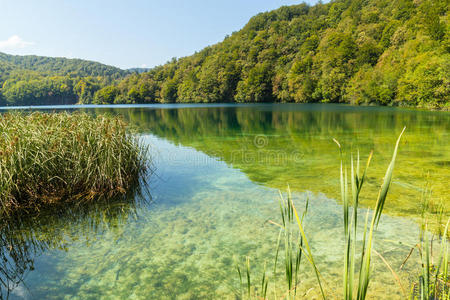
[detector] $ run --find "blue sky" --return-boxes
[0,0,320,69]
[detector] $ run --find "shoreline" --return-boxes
[0,102,449,113]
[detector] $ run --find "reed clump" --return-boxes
[0,112,149,214]
[236,127,449,299]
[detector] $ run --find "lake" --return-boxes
[1,103,449,299]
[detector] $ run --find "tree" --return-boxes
[161,79,178,103]
[94,86,120,104]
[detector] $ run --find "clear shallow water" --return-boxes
[0,104,449,299]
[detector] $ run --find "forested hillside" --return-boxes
[93,0,449,109]
[1,0,448,108]
[0,53,129,106]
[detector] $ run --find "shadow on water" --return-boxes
[0,187,151,300]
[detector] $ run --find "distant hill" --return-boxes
[0,52,129,106]
[127,67,151,74]
[93,0,449,109]
[0,52,128,79]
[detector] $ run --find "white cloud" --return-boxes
[0,35,34,51]
[140,64,148,68]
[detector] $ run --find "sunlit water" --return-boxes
[0,104,448,299]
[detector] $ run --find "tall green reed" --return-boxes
[336,127,405,300]
[0,112,150,215]
[407,186,450,299]
[235,191,313,300]
[236,127,418,299]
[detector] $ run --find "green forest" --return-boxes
[0,53,129,106]
[1,0,449,109]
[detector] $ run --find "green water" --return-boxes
[1,104,449,299]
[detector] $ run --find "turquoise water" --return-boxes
[1,104,448,299]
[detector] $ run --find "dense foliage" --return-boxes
[0,53,129,105]
[0,53,128,78]
[1,0,448,108]
[94,0,449,109]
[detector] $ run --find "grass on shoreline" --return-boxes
[0,112,150,214]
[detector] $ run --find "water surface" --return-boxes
[1,104,448,299]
